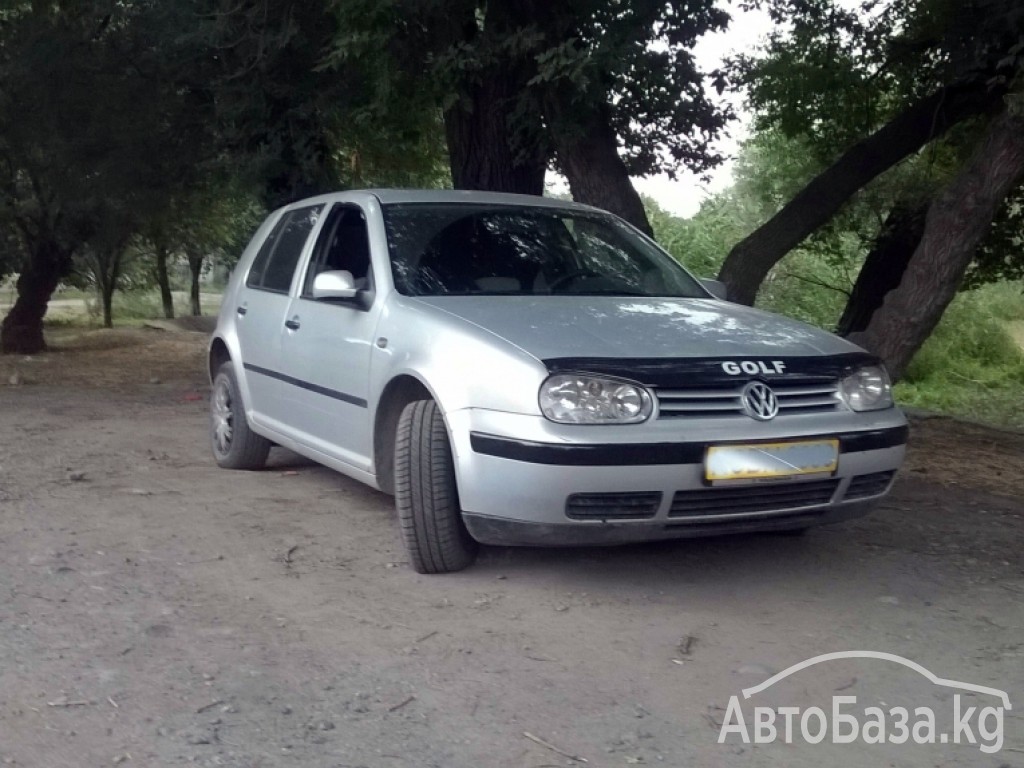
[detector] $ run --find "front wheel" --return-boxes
[394,399,478,574]
[210,361,271,470]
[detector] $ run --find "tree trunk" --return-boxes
[190,271,202,316]
[96,249,123,329]
[0,238,72,355]
[154,241,174,319]
[187,249,204,316]
[717,82,1006,305]
[849,106,1024,379]
[836,200,928,336]
[551,100,654,237]
[444,73,547,196]
[101,284,114,328]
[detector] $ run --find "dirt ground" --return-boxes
[0,328,1022,768]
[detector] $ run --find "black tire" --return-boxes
[394,399,478,574]
[210,361,271,470]
[772,526,810,537]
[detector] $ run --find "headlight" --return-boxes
[539,374,653,424]
[840,365,893,412]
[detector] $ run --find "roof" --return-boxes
[364,188,589,209]
[278,188,600,213]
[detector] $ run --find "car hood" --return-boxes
[411,296,862,360]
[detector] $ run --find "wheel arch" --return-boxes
[209,337,232,382]
[373,374,434,496]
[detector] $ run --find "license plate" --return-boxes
[705,439,839,482]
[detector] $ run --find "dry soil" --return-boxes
[0,329,1021,768]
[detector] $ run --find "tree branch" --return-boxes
[716,78,1008,305]
[777,270,851,297]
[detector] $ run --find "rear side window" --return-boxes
[247,205,324,293]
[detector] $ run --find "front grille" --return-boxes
[566,492,662,520]
[845,471,896,500]
[656,380,841,418]
[668,479,840,518]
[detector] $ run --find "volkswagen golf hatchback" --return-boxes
[208,190,907,573]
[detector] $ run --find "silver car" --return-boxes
[208,190,907,573]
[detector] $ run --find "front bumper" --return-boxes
[446,408,907,546]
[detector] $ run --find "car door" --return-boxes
[234,203,325,432]
[277,203,382,472]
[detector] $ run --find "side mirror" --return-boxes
[699,278,728,301]
[313,270,358,300]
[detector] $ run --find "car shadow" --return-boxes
[261,446,868,589]
[469,528,855,588]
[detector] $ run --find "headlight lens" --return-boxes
[840,365,894,411]
[539,374,653,424]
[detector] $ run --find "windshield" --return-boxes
[382,203,707,298]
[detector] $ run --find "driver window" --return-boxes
[302,205,373,298]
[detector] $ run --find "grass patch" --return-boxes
[895,282,1024,428]
[37,289,223,330]
[111,290,167,320]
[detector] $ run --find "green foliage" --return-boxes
[648,195,745,278]
[326,0,733,181]
[741,0,1024,159]
[741,1,931,157]
[146,182,267,275]
[895,282,1024,427]
[193,0,425,206]
[669,113,1024,330]
[967,186,1024,287]
[732,0,1024,296]
[650,129,876,328]
[0,2,223,281]
[757,249,853,328]
[544,0,733,178]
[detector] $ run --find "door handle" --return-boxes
[236,306,247,316]
[284,318,301,331]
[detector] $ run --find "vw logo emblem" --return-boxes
[742,381,779,421]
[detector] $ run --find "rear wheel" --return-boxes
[394,399,478,573]
[210,362,271,470]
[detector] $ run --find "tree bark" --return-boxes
[101,288,113,327]
[444,73,547,196]
[836,200,928,336]
[717,82,1007,305]
[94,248,123,329]
[154,241,174,319]
[551,100,654,237]
[849,106,1024,379]
[0,238,72,355]
[187,248,204,316]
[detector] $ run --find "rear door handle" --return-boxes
[284,318,301,331]
[236,306,247,316]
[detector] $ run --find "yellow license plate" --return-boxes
[705,439,840,482]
